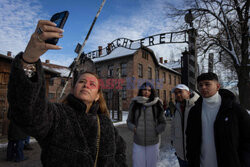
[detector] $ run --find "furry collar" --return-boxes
[132,96,160,106]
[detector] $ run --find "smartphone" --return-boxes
[45,11,69,45]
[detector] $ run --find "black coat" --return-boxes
[7,107,27,141]
[8,121,28,141]
[186,89,250,167]
[7,53,127,167]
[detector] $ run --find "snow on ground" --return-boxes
[0,138,37,149]
[112,111,128,126]
[0,143,7,149]
[157,146,179,167]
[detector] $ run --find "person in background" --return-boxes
[127,82,166,167]
[168,98,175,117]
[7,107,28,162]
[186,72,250,167]
[163,100,169,118]
[23,136,33,150]
[7,20,127,167]
[170,84,199,167]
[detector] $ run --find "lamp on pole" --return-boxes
[181,10,198,91]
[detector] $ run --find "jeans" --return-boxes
[7,140,25,162]
[177,156,189,167]
[24,136,30,145]
[14,140,24,162]
[7,140,15,161]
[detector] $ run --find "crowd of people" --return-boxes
[5,19,250,167]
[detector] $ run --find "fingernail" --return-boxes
[53,23,57,26]
[58,46,63,49]
[60,29,64,32]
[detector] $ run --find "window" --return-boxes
[108,65,114,77]
[148,67,152,79]
[156,69,159,81]
[178,77,181,84]
[122,86,127,99]
[163,90,167,101]
[169,91,172,99]
[138,64,143,78]
[49,78,54,86]
[174,76,176,85]
[163,72,166,83]
[108,90,113,100]
[169,74,172,84]
[96,67,101,77]
[61,79,65,86]
[156,89,160,97]
[121,63,127,76]
[142,50,148,60]
[48,93,55,100]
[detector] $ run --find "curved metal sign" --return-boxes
[84,30,189,59]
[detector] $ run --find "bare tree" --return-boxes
[165,0,249,109]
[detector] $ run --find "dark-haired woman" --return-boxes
[127,82,166,167]
[7,20,127,167]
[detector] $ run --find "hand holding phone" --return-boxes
[45,11,69,45]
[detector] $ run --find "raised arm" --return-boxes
[8,53,60,141]
[7,20,64,142]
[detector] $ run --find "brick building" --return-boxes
[93,46,181,111]
[0,52,71,137]
[163,59,182,73]
[42,60,72,102]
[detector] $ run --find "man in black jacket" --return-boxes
[186,72,250,167]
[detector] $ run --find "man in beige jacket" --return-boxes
[170,84,199,167]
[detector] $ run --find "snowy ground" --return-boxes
[112,111,128,126]
[157,146,179,167]
[112,111,179,167]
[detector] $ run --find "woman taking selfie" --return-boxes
[7,20,127,167]
[127,82,166,167]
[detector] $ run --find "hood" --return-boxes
[187,91,200,107]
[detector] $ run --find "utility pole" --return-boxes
[117,67,122,121]
[181,10,198,91]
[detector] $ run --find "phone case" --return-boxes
[45,11,69,45]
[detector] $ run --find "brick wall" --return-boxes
[95,48,181,110]
[48,77,72,102]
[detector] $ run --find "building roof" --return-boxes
[159,63,181,75]
[92,47,136,63]
[42,62,71,78]
[92,46,181,75]
[0,54,13,62]
[163,60,181,69]
[0,53,60,77]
